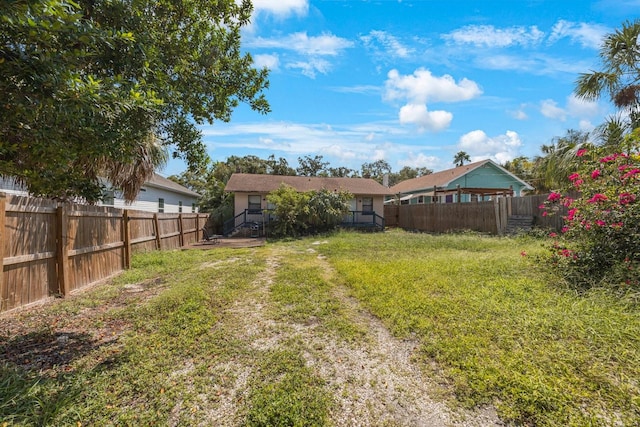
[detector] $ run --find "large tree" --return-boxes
[575,19,640,144]
[0,0,269,202]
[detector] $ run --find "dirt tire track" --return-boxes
[210,245,503,426]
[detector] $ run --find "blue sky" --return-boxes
[161,0,639,177]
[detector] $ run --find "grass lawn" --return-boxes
[1,230,638,426]
[319,230,640,426]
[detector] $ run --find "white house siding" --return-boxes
[105,185,199,213]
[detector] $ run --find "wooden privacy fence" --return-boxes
[384,194,565,234]
[385,198,508,234]
[1,193,209,314]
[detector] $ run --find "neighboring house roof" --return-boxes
[225,173,393,196]
[389,159,533,194]
[0,173,200,199]
[144,174,201,198]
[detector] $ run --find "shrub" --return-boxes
[542,129,640,290]
[266,184,352,237]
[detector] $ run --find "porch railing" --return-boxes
[224,209,384,236]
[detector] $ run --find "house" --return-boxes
[101,174,201,213]
[0,173,200,213]
[224,173,393,234]
[389,159,534,204]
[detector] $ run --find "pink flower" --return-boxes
[622,169,640,180]
[560,248,573,257]
[573,179,583,188]
[566,208,577,221]
[542,211,548,217]
[549,232,558,237]
[619,193,636,205]
[569,173,581,181]
[588,193,608,203]
[538,204,546,209]
[576,149,588,157]
[563,198,574,207]
[596,220,606,227]
[561,226,569,233]
[520,251,527,257]
[547,192,562,202]
[591,169,601,179]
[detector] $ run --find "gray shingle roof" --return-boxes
[225,173,393,196]
[147,174,201,197]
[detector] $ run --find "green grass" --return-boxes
[2,231,638,426]
[318,229,640,426]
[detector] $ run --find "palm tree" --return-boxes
[101,133,168,202]
[575,20,640,145]
[453,151,471,167]
[532,129,591,193]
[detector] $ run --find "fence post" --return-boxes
[122,209,131,269]
[0,193,6,309]
[153,213,162,250]
[56,205,70,295]
[178,214,184,247]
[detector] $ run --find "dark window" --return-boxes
[362,197,373,213]
[445,194,453,203]
[192,203,196,213]
[178,201,183,213]
[158,198,165,213]
[248,195,261,213]
[102,190,115,206]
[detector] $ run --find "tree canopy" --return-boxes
[0,0,269,202]
[575,19,640,142]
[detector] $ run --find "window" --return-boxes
[102,189,115,206]
[362,197,373,213]
[445,194,453,203]
[178,201,183,213]
[192,203,196,213]
[158,198,165,213]
[248,195,261,213]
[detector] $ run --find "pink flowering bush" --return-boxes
[542,130,640,289]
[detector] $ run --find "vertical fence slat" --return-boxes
[122,209,131,269]
[153,213,161,250]
[56,205,69,296]
[0,193,5,310]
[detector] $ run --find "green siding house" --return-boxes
[389,159,534,204]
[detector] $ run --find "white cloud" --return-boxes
[247,32,354,55]
[251,0,308,17]
[384,68,481,132]
[540,99,567,121]
[458,130,522,163]
[360,30,414,59]
[540,95,601,122]
[398,153,441,170]
[566,94,600,117]
[287,58,331,78]
[253,54,279,70]
[443,25,544,48]
[481,53,591,75]
[509,107,528,120]
[579,120,595,131]
[549,20,609,49]
[398,104,452,131]
[384,68,482,104]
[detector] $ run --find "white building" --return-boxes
[0,173,200,213]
